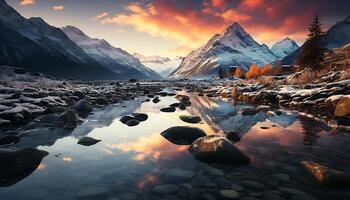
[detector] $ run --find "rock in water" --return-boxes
[219,190,240,199]
[131,113,148,122]
[179,115,201,124]
[0,148,48,187]
[301,161,350,187]
[126,119,139,127]
[161,126,206,145]
[334,95,350,117]
[0,135,21,146]
[189,135,251,165]
[225,132,241,142]
[120,116,134,124]
[78,137,101,146]
[73,99,92,113]
[160,107,176,112]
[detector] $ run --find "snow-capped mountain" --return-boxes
[0,0,121,79]
[133,53,183,78]
[62,26,161,80]
[271,38,299,59]
[282,16,350,65]
[169,22,278,79]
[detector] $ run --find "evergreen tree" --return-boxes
[297,15,325,70]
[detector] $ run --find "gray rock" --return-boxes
[0,135,20,146]
[152,184,179,194]
[271,173,290,182]
[189,135,251,165]
[73,99,92,113]
[219,190,239,199]
[161,126,206,145]
[165,169,194,181]
[241,181,265,191]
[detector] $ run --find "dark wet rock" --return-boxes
[219,190,239,199]
[0,135,20,146]
[225,131,241,142]
[179,103,187,110]
[153,97,160,103]
[301,160,350,187]
[337,117,350,126]
[129,78,138,83]
[169,102,181,107]
[147,94,155,98]
[143,89,150,95]
[131,113,148,122]
[0,106,32,122]
[160,107,176,112]
[176,95,190,102]
[271,173,290,182]
[260,126,270,129]
[72,99,92,113]
[120,116,134,124]
[126,119,139,127]
[0,148,48,187]
[78,137,101,146]
[241,180,265,191]
[179,115,201,124]
[159,92,168,96]
[189,135,251,165]
[165,169,194,181]
[161,126,206,145]
[0,118,11,127]
[240,108,258,116]
[152,184,179,194]
[59,109,76,125]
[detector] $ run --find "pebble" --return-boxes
[152,184,179,194]
[219,190,239,199]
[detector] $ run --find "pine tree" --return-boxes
[297,15,325,70]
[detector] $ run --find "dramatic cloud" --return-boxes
[20,0,35,6]
[52,5,65,11]
[93,12,109,21]
[100,0,349,56]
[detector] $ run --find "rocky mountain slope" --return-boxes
[282,16,350,65]
[62,26,161,80]
[169,22,278,79]
[133,53,183,78]
[271,38,299,59]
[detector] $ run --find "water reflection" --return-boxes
[0,89,349,200]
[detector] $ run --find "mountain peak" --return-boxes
[62,25,87,37]
[224,22,246,34]
[271,37,299,59]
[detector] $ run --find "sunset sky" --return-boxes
[6,0,350,58]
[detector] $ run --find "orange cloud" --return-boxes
[20,0,35,6]
[93,12,109,20]
[52,5,65,11]
[240,0,264,9]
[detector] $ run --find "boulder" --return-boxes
[161,126,206,145]
[189,135,251,165]
[78,137,101,146]
[179,115,201,124]
[225,132,241,142]
[0,148,48,187]
[334,95,350,117]
[301,161,350,187]
[240,108,258,116]
[152,97,160,103]
[176,95,190,102]
[72,99,92,113]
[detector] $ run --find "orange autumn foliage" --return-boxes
[261,64,272,76]
[246,64,261,79]
[234,67,244,78]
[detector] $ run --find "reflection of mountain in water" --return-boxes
[72,100,142,137]
[186,94,298,135]
[15,100,142,148]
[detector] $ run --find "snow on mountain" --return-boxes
[271,37,299,59]
[62,26,162,79]
[169,22,278,79]
[133,53,183,78]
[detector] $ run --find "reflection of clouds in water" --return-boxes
[105,133,187,162]
[62,156,73,162]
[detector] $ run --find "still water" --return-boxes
[1,89,350,200]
